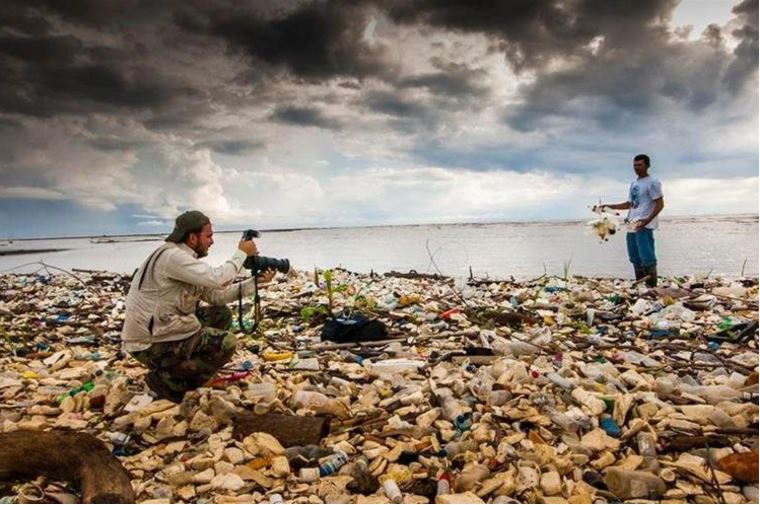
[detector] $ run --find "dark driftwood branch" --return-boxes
[233,413,329,447]
[0,430,135,503]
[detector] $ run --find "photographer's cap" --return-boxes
[165,210,210,243]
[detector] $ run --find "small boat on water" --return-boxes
[90,236,116,244]
[90,235,159,244]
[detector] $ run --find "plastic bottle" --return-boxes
[286,445,332,463]
[470,367,495,400]
[603,467,666,499]
[436,389,472,428]
[339,350,364,364]
[106,431,130,445]
[454,464,491,492]
[599,415,621,438]
[636,431,659,470]
[436,473,451,496]
[346,457,378,495]
[546,371,575,390]
[487,390,511,406]
[382,478,403,503]
[246,383,276,402]
[442,440,479,457]
[349,456,370,476]
[543,405,580,433]
[319,451,349,477]
[586,333,603,345]
[291,390,348,417]
[329,376,352,391]
[492,338,540,356]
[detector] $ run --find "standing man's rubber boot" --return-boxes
[643,265,658,288]
[633,265,645,282]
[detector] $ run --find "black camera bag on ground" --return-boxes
[320,314,388,344]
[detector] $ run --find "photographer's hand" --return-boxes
[238,239,258,256]
[256,268,276,284]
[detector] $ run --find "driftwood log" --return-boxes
[0,430,135,503]
[233,413,329,447]
[383,270,450,281]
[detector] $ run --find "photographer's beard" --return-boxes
[193,243,209,258]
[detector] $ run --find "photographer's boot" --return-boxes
[643,265,658,288]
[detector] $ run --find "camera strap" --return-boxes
[237,275,261,334]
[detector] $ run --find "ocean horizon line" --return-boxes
[2,212,757,242]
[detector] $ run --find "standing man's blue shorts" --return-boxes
[626,228,656,267]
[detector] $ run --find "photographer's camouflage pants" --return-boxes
[131,306,236,399]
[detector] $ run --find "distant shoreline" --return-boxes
[2,212,757,242]
[0,248,70,256]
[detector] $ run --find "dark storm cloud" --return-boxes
[0,0,754,155]
[386,0,594,72]
[0,0,216,137]
[382,0,756,131]
[365,91,430,118]
[175,1,389,81]
[724,0,759,93]
[0,35,82,64]
[196,139,265,155]
[399,60,489,99]
[85,136,146,152]
[0,4,52,36]
[271,106,343,130]
[33,0,172,29]
[0,55,203,121]
[384,0,688,71]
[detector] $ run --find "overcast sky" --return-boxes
[0,0,757,238]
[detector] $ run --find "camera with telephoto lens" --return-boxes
[241,229,290,274]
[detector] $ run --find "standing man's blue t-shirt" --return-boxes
[627,176,664,230]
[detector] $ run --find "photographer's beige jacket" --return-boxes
[121,242,255,352]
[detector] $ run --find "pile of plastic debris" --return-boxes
[0,268,757,504]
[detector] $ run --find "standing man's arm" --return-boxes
[634,197,664,230]
[633,179,664,230]
[594,201,630,211]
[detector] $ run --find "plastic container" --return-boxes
[368,359,426,376]
[603,467,666,499]
[262,351,294,362]
[299,467,320,482]
[382,478,402,503]
[599,415,621,437]
[246,382,277,403]
[291,390,348,417]
[319,451,349,477]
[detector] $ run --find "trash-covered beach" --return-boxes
[0,268,758,504]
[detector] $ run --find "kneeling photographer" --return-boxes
[121,210,288,402]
